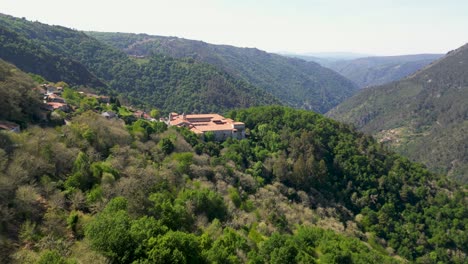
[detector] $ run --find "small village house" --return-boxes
[45,102,70,112]
[45,94,66,103]
[43,84,63,96]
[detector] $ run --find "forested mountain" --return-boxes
[1,12,466,264]
[328,44,468,182]
[0,14,278,113]
[0,100,466,263]
[0,59,42,124]
[323,54,443,88]
[87,32,358,113]
[0,23,105,88]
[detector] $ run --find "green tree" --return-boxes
[177,188,227,221]
[204,228,249,264]
[146,231,204,264]
[150,109,160,119]
[85,197,135,263]
[130,216,169,260]
[160,138,174,155]
[36,250,67,264]
[204,131,215,142]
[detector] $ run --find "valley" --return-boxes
[0,10,466,264]
[328,43,468,182]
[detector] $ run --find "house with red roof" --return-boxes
[168,113,245,141]
[45,102,70,112]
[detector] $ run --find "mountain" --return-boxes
[280,54,335,66]
[284,51,372,61]
[323,54,444,88]
[87,32,358,113]
[0,22,105,88]
[327,44,468,182]
[0,14,279,113]
[305,51,373,59]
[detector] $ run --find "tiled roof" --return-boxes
[169,113,244,134]
[46,102,68,109]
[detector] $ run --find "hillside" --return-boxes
[328,44,468,182]
[0,14,278,113]
[87,32,358,113]
[0,59,42,124]
[323,54,443,88]
[0,103,466,263]
[0,23,105,88]
[283,52,372,65]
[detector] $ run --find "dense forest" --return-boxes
[328,43,468,183]
[0,59,42,125]
[0,71,466,264]
[0,14,279,113]
[0,12,466,264]
[0,25,105,89]
[87,32,358,113]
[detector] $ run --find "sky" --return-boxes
[1,0,467,56]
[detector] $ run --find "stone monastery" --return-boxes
[168,113,245,141]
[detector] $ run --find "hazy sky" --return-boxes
[2,0,467,55]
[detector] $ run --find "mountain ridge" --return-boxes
[0,13,279,113]
[327,43,468,182]
[0,22,106,88]
[87,31,359,113]
[293,53,444,88]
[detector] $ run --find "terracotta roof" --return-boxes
[169,113,244,134]
[46,102,68,109]
[185,114,225,119]
[171,119,191,126]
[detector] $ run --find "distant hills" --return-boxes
[323,54,443,88]
[285,52,443,88]
[328,44,468,182]
[88,32,358,113]
[0,14,279,113]
[282,52,372,65]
